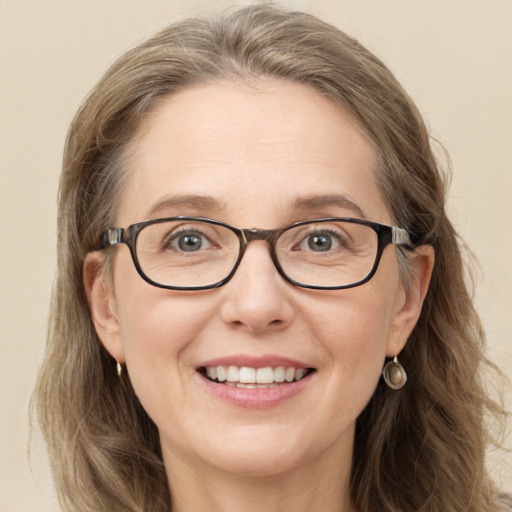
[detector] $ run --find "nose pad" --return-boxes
[219,242,295,332]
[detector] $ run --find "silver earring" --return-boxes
[116,361,123,378]
[382,356,407,390]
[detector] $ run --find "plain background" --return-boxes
[1,0,511,510]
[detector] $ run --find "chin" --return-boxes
[202,443,309,478]
[190,421,342,478]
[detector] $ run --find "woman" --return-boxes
[33,4,509,511]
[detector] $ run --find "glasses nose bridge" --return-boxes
[240,227,280,247]
[236,227,283,281]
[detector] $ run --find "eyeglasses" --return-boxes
[96,216,414,291]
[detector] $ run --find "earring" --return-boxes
[382,356,407,390]
[116,361,123,378]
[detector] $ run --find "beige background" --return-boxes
[1,0,511,510]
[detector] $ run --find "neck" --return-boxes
[164,442,355,512]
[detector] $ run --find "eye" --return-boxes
[166,229,213,252]
[299,229,345,252]
[307,232,335,252]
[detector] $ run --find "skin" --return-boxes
[85,79,434,512]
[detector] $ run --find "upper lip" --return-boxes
[196,355,312,370]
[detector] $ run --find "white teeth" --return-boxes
[256,367,274,384]
[206,367,217,380]
[285,367,295,382]
[224,382,280,389]
[239,367,256,383]
[236,383,279,389]
[237,383,257,389]
[204,365,310,385]
[274,366,285,382]
[226,366,239,382]
[217,366,227,382]
[294,368,307,381]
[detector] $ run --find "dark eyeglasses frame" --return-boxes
[95,216,415,291]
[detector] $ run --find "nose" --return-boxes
[219,241,295,333]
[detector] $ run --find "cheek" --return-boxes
[321,297,390,382]
[117,291,225,444]
[318,323,385,444]
[119,291,209,358]
[306,271,400,412]
[113,256,217,412]
[114,249,207,349]
[309,282,395,359]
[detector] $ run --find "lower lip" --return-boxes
[198,372,314,409]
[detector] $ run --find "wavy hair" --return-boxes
[33,4,509,511]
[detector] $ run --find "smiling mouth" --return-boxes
[199,365,315,389]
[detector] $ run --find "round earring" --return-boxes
[382,356,407,390]
[116,361,123,378]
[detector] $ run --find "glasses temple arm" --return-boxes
[94,227,125,250]
[392,226,415,250]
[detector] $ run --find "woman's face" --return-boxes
[87,79,428,480]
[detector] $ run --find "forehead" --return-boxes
[118,79,389,226]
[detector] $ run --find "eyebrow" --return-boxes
[145,193,366,221]
[289,194,367,219]
[146,194,224,219]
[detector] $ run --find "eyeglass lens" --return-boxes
[135,219,379,289]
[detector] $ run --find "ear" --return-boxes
[386,245,435,357]
[83,252,125,364]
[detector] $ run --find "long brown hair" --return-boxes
[33,4,508,511]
